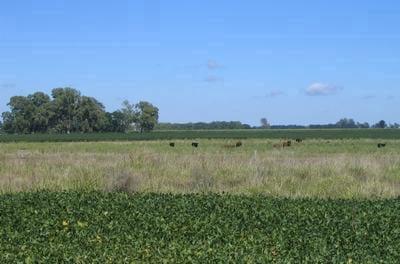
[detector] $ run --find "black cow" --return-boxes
[295,138,303,143]
[283,140,292,147]
[169,142,175,147]
[192,142,199,148]
[377,143,386,148]
[235,141,242,147]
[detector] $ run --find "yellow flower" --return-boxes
[77,221,88,228]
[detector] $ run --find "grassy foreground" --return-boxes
[1,191,400,263]
[1,139,400,198]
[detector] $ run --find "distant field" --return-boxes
[0,128,400,142]
[1,191,400,262]
[1,138,399,198]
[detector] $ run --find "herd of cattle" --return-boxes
[168,139,388,149]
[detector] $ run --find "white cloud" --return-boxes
[305,83,341,96]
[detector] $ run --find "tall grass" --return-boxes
[1,139,399,198]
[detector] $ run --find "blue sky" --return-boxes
[1,0,399,126]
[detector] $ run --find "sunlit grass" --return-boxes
[1,139,399,198]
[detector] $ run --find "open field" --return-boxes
[1,191,400,263]
[1,138,399,198]
[1,128,400,142]
[2,137,400,261]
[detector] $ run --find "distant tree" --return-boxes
[373,120,387,129]
[1,88,160,134]
[135,101,159,132]
[390,123,400,129]
[51,88,81,133]
[336,118,357,128]
[356,122,370,129]
[156,121,251,130]
[3,96,35,133]
[28,92,53,133]
[75,96,107,132]
[120,100,137,132]
[105,111,129,132]
[260,118,270,129]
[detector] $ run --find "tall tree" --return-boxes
[75,96,107,132]
[336,118,357,128]
[28,92,53,132]
[373,120,387,129]
[135,101,159,132]
[51,88,81,133]
[4,96,34,133]
[105,111,129,132]
[260,118,270,128]
[120,100,137,131]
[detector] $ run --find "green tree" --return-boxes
[135,101,159,132]
[105,111,129,132]
[1,111,14,133]
[4,96,35,133]
[51,88,81,133]
[336,118,357,128]
[28,92,53,133]
[120,100,137,132]
[260,118,270,129]
[373,120,387,129]
[75,96,107,132]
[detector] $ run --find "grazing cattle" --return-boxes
[377,143,386,148]
[235,141,242,147]
[192,142,199,148]
[283,140,292,147]
[169,142,175,147]
[273,140,292,149]
[295,138,303,143]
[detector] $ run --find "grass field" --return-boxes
[1,128,400,142]
[1,138,399,198]
[1,191,400,263]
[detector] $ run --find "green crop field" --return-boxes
[1,191,400,263]
[0,128,399,142]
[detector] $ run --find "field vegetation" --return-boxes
[1,138,399,198]
[1,191,400,263]
[1,128,400,142]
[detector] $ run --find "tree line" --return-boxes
[156,118,398,131]
[156,121,251,130]
[0,88,159,134]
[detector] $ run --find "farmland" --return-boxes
[1,138,400,198]
[1,133,400,261]
[1,128,400,142]
[1,191,400,263]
